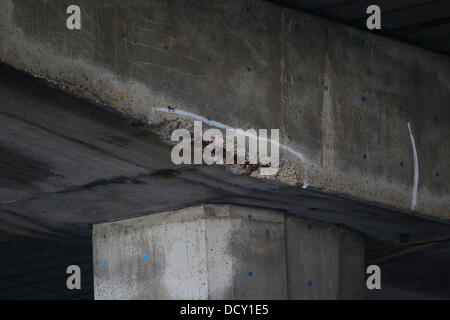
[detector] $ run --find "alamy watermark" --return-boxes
[66,5,81,30]
[171,121,280,176]
[66,265,81,290]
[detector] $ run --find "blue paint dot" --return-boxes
[399,106,403,111]
[362,96,366,102]
[16,157,23,161]
[122,33,126,38]
[363,154,367,159]
[247,66,252,72]
[324,85,328,91]
[436,171,439,177]
[361,40,365,45]
[326,143,329,148]
[248,272,253,276]
[434,115,438,121]
[307,224,312,230]
[9,132,17,136]
[308,280,312,287]
[400,162,404,167]
[206,56,211,62]
[144,252,149,261]
[207,116,211,121]
[288,135,292,141]
[102,261,107,268]
[248,214,252,219]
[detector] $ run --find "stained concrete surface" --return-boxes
[93,204,365,299]
[0,0,449,220]
[0,0,449,301]
[0,63,449,299]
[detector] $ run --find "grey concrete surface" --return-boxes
[0,59,449,299]
[285,215,365,299]
[93,204,364,299]
[0,0,448,220]
[0,0,449,299]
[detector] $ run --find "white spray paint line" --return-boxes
[155,107,309,188]
[407,122,419,211]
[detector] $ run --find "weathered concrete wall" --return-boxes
[93,204,365,299]
[0,0,448,219]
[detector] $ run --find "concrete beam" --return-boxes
[0,0,448,220]
[93,204,365,299]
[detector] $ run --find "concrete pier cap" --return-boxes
[93,204,365,300]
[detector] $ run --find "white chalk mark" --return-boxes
[155,107,309,188]
[133,61,204,78]
[407,122,419,211]
[125,38,205,65]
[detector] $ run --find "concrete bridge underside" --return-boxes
[0,0,449,299]
[0,64,449,299]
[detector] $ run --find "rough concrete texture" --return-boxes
[0,0,448,219]
[93,204,365,299]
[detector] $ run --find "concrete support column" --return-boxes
[93,204,365,299]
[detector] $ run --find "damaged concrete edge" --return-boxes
[0,0,448,220]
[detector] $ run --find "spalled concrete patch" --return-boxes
[0,0,449,219]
